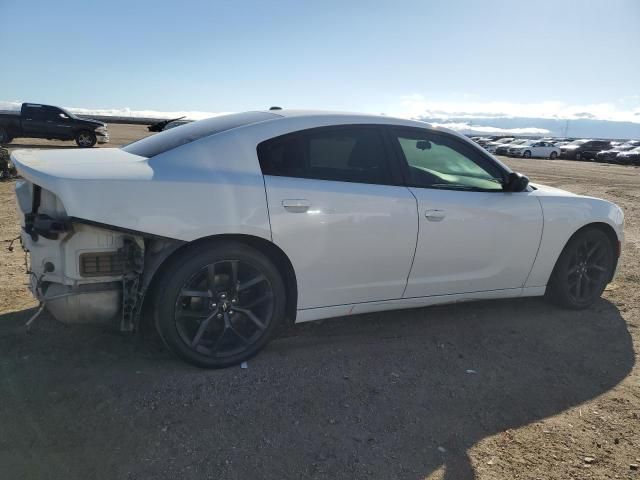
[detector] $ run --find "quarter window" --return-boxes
[258,126,393,185]
[393,129,505,191]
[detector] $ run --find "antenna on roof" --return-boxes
[269,106,282,111]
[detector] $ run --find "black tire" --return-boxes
[75,130,97,148]
[523,150,532,158]
[549,151,558,160]
[154,240,287,368]
[546,228,615,309]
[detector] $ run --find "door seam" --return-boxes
[401,186,420,298]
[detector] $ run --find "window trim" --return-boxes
[384,126,511,192]
[257,124,405,187]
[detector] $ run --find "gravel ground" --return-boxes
[0,125,638,480]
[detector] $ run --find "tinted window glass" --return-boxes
[24,105,45,120]
[393,130,505,191]
[258,126,393,185]
[122,111,279,158]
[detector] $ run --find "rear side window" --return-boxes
[258,126,393,185]
[122,111,279,158]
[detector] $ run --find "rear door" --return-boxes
[258,125,418,309]
[21,104,47,137]
[388,127,543,298]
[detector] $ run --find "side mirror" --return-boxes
[416,140,432,150]
[503,172,529,192]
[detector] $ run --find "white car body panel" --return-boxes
[264,175,417,309]
[10,110,624,327]
[525,183,624,287]
[404,188,543,297]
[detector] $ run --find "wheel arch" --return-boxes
[140,233,298,328]
[550,221,620,284]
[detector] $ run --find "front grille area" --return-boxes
[79,251,125,277]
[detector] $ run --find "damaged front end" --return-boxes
[16,180,145,331]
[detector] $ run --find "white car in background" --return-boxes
[508,140,562,159]
[11,110,623,368]
[485,137,515,153]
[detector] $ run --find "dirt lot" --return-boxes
[0,124,638,480]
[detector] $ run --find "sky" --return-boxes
[1,0,639,136]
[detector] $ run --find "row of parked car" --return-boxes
[471,136,640,165]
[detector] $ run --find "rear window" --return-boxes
[122,111,279,158]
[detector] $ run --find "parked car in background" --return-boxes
[495,139,529,156]
[615,146,640,165]
[595,141,640,163]
[147,116,187,132]
[560,139,611,161]
[0,103,109,147]
[508,140,561,159]
[485,137,515,153]
[163,119,193,131]
[10,110,623,367]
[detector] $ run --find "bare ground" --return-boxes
[0,125,638,480]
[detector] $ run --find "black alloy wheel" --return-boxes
[546,228,615,309]
[75,131,97,147]
[154,241,286,368]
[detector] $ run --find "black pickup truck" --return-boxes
[0,103,109,147]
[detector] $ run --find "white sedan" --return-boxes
[508,140,562,159]
[11,111,624,367]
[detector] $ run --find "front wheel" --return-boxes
[546,228,615,309]
[75,131,97,147]
[549,151,558,160]
[523,150,532,158]
[154,241,287,368]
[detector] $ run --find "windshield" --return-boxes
[122,111,279,158]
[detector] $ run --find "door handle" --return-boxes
[425,209,445,221]
[282,199,311,213]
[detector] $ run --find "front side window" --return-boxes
[392,129,506,191]
[258,126,393,185]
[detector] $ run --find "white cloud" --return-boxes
[392,94,640,124]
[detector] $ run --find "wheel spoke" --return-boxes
[240,292,273,309]
[233,307,266,330]
[576,275,583,299]
[567,264,579,275]
[589,264,607,272]
[230,260,239,289]
[191,314,214,347]
[207,264,216,292]
[226,313,250,344]
[180,289,212,298]
[586,242,600,260]
[238,274,266,291]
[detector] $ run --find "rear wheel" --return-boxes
[75,130,96,147]
[546,228,615,309]
[0,127,11,144]
[549,151,558,160]
[154,241,287,368]
[523,150,532,158]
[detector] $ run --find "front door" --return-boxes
[388,127,544,298]
[258,125,418,309]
